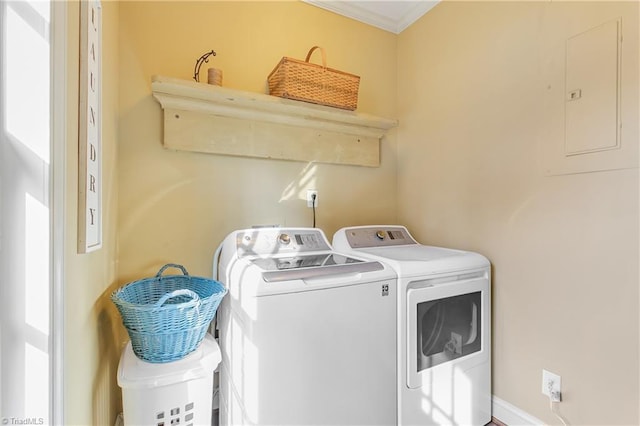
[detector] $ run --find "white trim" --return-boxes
[301,0,439,34]
[493,395,544,426]
[50,1,66,424]
[0,0,4,415]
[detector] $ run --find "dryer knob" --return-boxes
[375,230,386,240]
[278,233,291,245]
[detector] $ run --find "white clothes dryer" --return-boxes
[215,227,397,426]
[333,225,491,426]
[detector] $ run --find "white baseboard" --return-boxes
[492,395,544,426]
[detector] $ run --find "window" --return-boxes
[1,1,63,423]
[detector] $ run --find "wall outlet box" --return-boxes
[542,369,561,399]
[306,190,318,208]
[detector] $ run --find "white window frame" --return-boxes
[51,1,66,424]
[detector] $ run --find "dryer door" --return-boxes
[406,271,490,389]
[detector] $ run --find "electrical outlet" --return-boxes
[542,369,561,401]
[306,190,318,208]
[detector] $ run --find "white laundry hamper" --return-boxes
[118,333,221,426]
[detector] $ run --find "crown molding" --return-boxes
[302,0,439,34]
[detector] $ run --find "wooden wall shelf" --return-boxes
[151,76,398,167]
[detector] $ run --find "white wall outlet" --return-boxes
[306,190,318,208]
[542,369,562,401]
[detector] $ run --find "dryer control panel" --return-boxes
[337,226,418,249]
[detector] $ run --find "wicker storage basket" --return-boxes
[111,263,227,363]
[267,46,360,110]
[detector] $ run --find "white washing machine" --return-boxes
[215,227,397,426]
[333,225,491,426]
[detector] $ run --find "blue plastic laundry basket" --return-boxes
[111,263,227,363]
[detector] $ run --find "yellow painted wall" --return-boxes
[117,1,398,284]
[398,1,639,424]
[64,1,120,424]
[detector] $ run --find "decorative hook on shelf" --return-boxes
[193,49,217,82]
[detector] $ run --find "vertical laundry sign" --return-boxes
[78,0,102,253]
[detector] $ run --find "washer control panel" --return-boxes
[340,226,417,249]
[236,228,330,256]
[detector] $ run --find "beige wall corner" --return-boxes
[398,1,639,424]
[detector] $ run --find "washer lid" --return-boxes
[251,253,384,282]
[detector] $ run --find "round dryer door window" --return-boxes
[406,275,489,389]
[417,292,481,371]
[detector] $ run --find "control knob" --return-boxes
[278,233,291,245]
[375,230,386,240]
